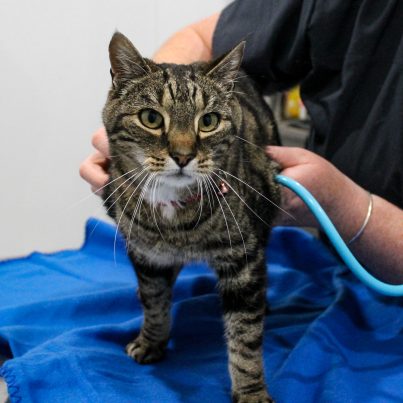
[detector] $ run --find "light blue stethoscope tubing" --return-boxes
[275,174,403,297]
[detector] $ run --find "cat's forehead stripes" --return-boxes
[161,69,177,103]
[161,67,207,111]
[140,92,160,106]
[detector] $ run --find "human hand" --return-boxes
[267,146,369,240]
[79,127,110,194]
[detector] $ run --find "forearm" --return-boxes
[153,13,219,64]
[349,194,403,284]
[327,175,403,284]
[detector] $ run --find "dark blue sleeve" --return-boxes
[213,0,315,92]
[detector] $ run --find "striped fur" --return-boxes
[102,32,280,402]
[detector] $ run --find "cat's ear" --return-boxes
[206,41,245,90]
[109,31,151,86]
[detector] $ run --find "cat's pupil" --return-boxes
[203,114,212,127]
[148,111,157,123]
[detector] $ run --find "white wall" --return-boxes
[0,0,226,259]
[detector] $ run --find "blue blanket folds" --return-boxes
[0,219,402,402]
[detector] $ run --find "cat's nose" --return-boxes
[170,152,195,168]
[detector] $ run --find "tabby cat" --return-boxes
[102,32,281,403]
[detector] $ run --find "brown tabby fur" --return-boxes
[102,32,281,402]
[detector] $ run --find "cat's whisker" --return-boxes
[133,173,153,238]
[192,178,204,229]
[205,175,233,253]
[141,172,158,226]
[210,171,272,228]
[128,184,148,243]
[128,172,155,241]
[198,178,204,219]
[149,177,160,235]
[127,189,142,242]
[118,169,153,256]
[138,173,155,218]
[201,175,214,220]
[217,168,296,221]
[101,166,146,209]
[113,171,150,264]
[185,184,193,198]
[87,167,147,239]
[66,167,140,212]
[200,175,214,229]
[208,174,248,266]
[133,173,156,243]
[151,177,167,242]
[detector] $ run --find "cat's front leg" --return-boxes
[215,251,273,403]
[127,255,180,364]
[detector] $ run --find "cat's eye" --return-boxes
[198,113,220,132]
[139,109,164,130]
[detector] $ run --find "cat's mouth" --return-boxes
[171,170,191,178]
[162,165,193,178]
[161,169,196,188]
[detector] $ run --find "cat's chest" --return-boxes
[143,182,184,220]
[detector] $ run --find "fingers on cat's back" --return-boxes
[266,146,311,168]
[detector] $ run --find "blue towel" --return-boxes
[1,219,402,403]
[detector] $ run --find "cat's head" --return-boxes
[103,32,244,189]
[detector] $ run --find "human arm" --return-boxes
[153,13,219,64]
[267,146,403,284]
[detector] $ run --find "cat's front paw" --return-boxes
[126,335,166,364]
[232,390,274,403]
